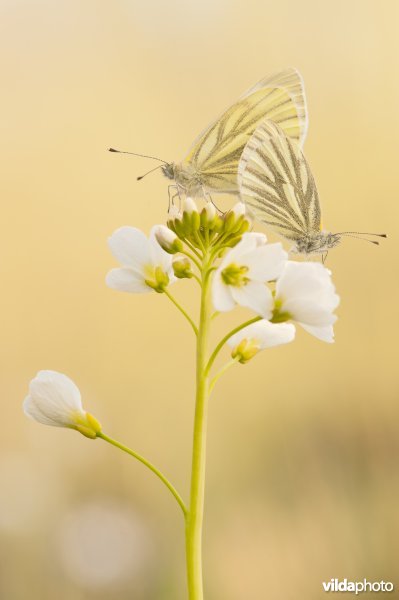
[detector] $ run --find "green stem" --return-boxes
[164,289,198,336]
[181,249,202,272]
[191,274,202,286]
[185,253,212,600]
[98,432,187,516]
[209,357,239,394]
[205,315,262,376]
[183,239,203,260]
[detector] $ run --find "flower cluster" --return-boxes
[23,198,339,432]
[106,198,339,361]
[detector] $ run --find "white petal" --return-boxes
[245,243,288,281]
[276,261,339,325]
[277,262,337,302]
[29,370,82,410]
[228,320,296,349]
[152,224,177,247]
[219,233,259,268]
[204,202,216,220]
[149,227,175,273]
[212,275,236,312]
[24,371,85,428]
[108,227,150,269]
[106,268,150,293]
[231,282,274,317]
[230,202,246,217]
[249,232,267,246]
[23,395,72,427]
[299,322,335,343]
[183,197,199,214]
[283,300,337,326]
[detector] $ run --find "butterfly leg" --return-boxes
[202,188,225,215]
[167,185,181,212]
[322,251,329,265]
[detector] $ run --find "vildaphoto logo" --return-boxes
[323,579,394,594]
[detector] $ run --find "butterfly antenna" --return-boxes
[108,148,168,164]
[340,234,380,245]
[137,165,164,181]
[336,231,387,238]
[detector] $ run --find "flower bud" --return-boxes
[154,225,183,254]
[182,197,200,234]
[223,202,249,233]
[173,257,193,279]
[231,338,260,364]
[200,202,217,228]
[23,370,102,439]
[231,202,246,218]
[183,197,199,214]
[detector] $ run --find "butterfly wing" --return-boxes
[182,68,308,194]
[238,120,321,241]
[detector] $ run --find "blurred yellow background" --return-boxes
[1,0,398,598]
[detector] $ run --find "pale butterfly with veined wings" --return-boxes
[110,68,308,198]
[238,120,386,255]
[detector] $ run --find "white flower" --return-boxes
[106,226,176,293]
[212,232,288,316]
[228,320,295,363]
[274,261,340,343]
[23,371,101,438]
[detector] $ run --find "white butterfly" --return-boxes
[111,68,308,200]
[238,120,386,254]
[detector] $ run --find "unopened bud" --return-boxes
[154,225,183,254]
[231,202,246,218]
[200,202,217,228]
[173,257,193,279]
[223,202,248,233]
[182,197,200,233]
[183,197,199,215]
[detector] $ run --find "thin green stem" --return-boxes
[209,357,239,394]
[185,252,212,600]
[183,239,202,260]
[164,289,198,336]
[205,315,262,376]
[191,274,202,286]
[181,249,202,272]
[193,231,206,254]
[98,432,187,516]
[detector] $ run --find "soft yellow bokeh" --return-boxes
[1,1,398,598]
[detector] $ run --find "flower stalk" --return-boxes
[23,199,341,600]
[98,432,187,516]
[185,249,212,600]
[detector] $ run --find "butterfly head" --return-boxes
[161,163,176,180]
